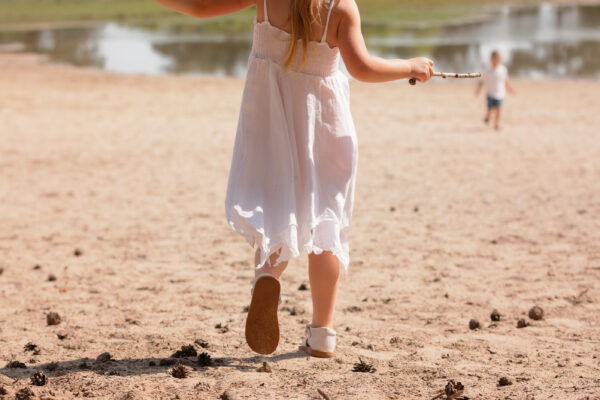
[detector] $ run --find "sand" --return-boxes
[0,53,599,399]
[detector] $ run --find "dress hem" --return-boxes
[226,205,350,276]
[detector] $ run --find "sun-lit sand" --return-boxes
[1,53,599,399]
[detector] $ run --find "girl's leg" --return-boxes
[255,248,288,280]
[308,251,340,328]
[246,249,287,355]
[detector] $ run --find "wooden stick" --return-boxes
[409,72,481,85]
[317,388,332,400]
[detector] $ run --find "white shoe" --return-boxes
[299,323,336,358]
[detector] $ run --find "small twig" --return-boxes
[567,287,590,305]
[317,388,332,400]
[447,391,465,400]
[409,72,481,85]
[533,335,600,344]
[434,72,481,79]
[578,287,590,297]
[563,338,600,343]
[430,390,445,400]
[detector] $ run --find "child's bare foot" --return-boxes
[245,274,280,355]
[484,116,490,124]
[495,124,501,131]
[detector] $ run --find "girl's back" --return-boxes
[253,0,340,75]
[257,0,337,46]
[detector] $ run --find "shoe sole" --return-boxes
[245,276,280,355]
[298,343,335,358]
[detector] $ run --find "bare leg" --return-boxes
[484,109,491,124]
[308,251,340,328]
[494,107,502,130]
[255,248,288,280]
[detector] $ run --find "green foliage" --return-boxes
[1,0,179,24]
[0,0,549,26]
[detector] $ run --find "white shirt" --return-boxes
[483,64,508,100]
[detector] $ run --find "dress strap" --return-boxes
[321,0,335,43]
[263,0,269,22]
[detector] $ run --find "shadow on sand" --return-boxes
[0,351,308,379]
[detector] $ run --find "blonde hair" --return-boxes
[284,0,325,70]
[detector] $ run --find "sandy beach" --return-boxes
[1,53,599,399]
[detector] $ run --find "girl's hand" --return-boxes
[409,57,434,83]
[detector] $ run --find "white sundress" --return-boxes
[225,0,358,275]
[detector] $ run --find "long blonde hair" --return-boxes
[284,0,325,70]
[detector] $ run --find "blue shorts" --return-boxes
[487,95,503,109]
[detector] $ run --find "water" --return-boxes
[1,3,599,79]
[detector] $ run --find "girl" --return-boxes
[155,0,434,357]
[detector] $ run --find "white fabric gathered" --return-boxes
[225,0,358,275]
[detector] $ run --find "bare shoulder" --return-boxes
[326,0,361,47]
[332,0,360,20]
[329,0,361,40]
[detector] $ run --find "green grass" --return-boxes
[0,0,175,24]
[0,0,551,27]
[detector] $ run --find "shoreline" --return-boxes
[1,50,599,83]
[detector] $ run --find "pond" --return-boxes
[1,3,599,79]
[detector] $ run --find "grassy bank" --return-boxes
[0,0,553,26]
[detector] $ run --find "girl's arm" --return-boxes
[154,0,255,18]
[336,0,433,83]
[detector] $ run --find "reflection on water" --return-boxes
[153,40,251,76]
[1,3,599,79]
[366,3,600,79]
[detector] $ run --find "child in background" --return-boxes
[476,51,515,130]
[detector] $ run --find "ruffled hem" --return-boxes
[226,204,350,276]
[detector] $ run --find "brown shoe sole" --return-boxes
[298,343,335,358]
[245,276,280,355]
